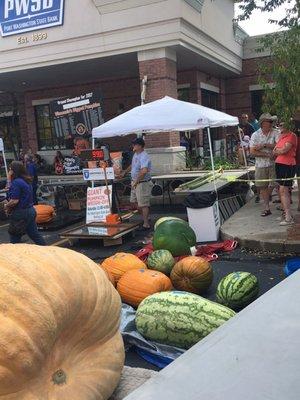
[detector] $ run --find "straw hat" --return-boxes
[259,113,277,124]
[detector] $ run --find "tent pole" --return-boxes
[207,127,216,176]
[2,151,8,181]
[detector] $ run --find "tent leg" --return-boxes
[2,151,9,181]
[207,127,216,177]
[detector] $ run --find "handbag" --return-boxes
[8,218,27,236]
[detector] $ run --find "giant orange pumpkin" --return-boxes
[117,269,173,308]
[170,256,213,294]
[0,244,124,400]
[34,204,55,224]
[101,252,146,283]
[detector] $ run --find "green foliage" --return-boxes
[202,157,239,170]
[236,1,300,128]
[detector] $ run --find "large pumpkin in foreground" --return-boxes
[101,252,146,282]
[0,244,124,400]
[170,256,213,294]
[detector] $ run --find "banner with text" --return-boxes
[86,186,112,224]
[50,91,104,140]
[0,0,65,37]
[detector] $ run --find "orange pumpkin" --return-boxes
[34,204,55,224]
[100,264,116,287]
[117,269,173,308]
[0,244,124,400]
[101,252,146,283]
[170,256,213,294]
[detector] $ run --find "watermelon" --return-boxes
[216,271,259,310]
[147,250,175,275]
[153,219,196,256]
[154,216,186,231]
[136,291,235,349]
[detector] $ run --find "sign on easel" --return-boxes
[86,186,112,223]
[0,138,8,179]
[83,168,115,181]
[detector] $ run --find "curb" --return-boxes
[220,229,299,255]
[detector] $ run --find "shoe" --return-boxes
[255,196,260,203]
[261,210,272,217]
[137,226,151,232]
[279,218,294,226]
[276,213,285,222]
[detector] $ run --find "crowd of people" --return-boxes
[238,113,300,226]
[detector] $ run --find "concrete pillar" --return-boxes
[138,48,185,174]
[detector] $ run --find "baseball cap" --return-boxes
[132,137,145,146]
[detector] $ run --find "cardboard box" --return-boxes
[68,199,86,211]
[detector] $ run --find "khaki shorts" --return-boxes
[255,165,276,188]
[130,181,153,207]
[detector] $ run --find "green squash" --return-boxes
[147,250,175,275]
[154,216,187,231]
[153,219,196,256]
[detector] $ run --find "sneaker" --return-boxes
[276,214,285,222]
[279,218,294,226]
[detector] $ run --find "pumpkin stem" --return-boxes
[52,369,67,385]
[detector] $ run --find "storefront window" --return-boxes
[201,89,221,155]
[0,116,20,153]
[35,105,66,150]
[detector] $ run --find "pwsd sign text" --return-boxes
[0,0,64,37]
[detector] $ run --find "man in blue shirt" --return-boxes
[122,138,152,230]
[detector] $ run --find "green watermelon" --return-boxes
[154,216,186,231]
[216,271,259,310]
[153,219,196,256]
[136,291,235,349]
[147,250,175,275]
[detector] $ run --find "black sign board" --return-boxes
[50,91,104,140]
[63,156,81,175]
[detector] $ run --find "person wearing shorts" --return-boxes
[250,113,279,217]
[273,123,297,225]
[121,137,152,230]
[295,129,300,212]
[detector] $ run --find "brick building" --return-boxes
[0,0,270,173]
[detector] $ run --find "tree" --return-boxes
[237,1,300,127]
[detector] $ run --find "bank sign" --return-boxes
[0,0,64,37]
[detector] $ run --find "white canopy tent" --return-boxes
[92,96,239,178]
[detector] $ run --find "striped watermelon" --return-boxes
[136,291,235,349]
[154,217,186,231]
[216,271,259,310]
[147,250,175,275]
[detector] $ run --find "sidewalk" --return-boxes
[221,191,300,254]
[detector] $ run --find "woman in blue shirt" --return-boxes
[4,161,46,245]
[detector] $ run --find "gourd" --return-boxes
[170,256,213,294]
[34,204,55,224]
[0,244,124,400]
[101,252,146,282]
[117,269,173,308]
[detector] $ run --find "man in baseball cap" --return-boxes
[250,113,279,217]
[121,137,153,230]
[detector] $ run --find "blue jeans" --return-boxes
[10,207,46,245]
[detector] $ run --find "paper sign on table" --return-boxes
[86,185,112,223]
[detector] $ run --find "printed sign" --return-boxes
[0,0,64,37]
[86,186,112,224]
[50,91,104,140]
[63,156,81,175]
[82,168,115,181]
[0,138,4,152]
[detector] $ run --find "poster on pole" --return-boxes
[86,186,112,223]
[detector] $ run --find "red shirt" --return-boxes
[296,135,300,165]
[275,132,297,166]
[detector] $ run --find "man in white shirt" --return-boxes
[250,113,279,217]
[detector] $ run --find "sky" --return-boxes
[235,2,292,36]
